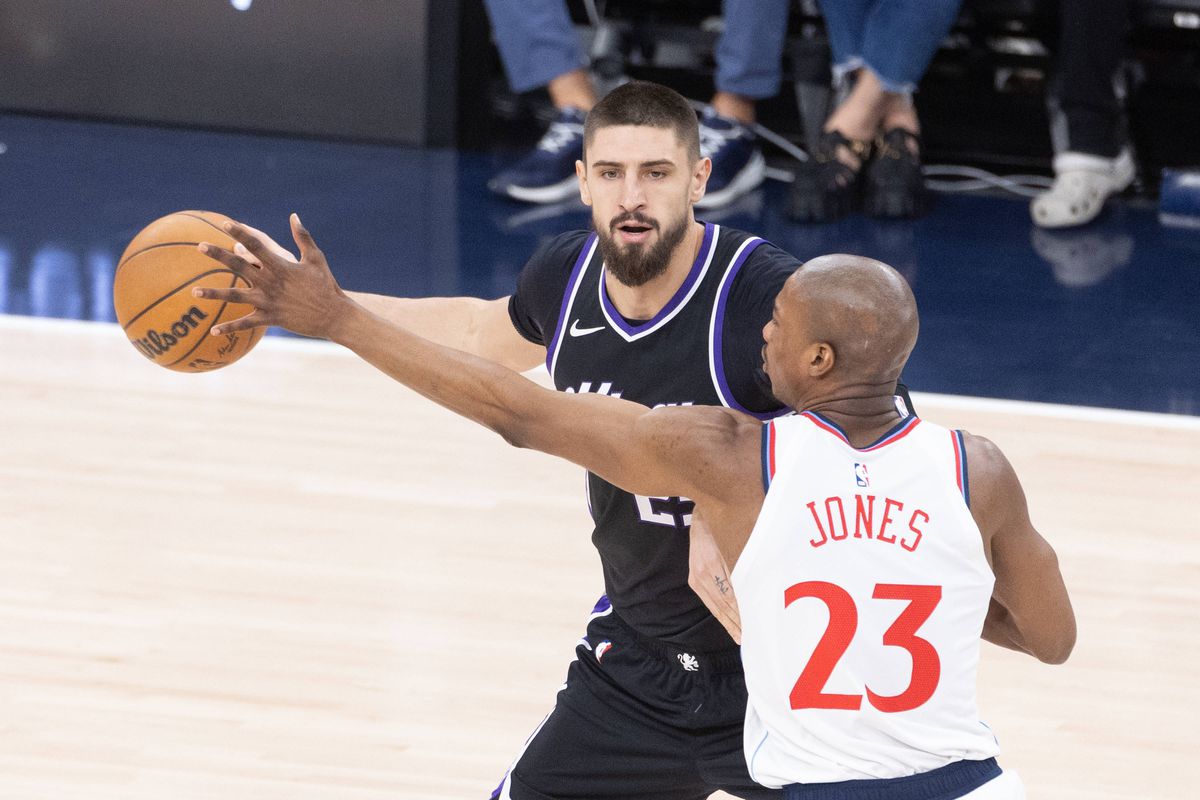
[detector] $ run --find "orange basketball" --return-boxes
[113,211,265,372]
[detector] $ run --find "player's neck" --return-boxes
[803,392,905,449]
[604,220,705,321]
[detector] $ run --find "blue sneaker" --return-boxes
[489,107,587,203]
[695,110,765,210]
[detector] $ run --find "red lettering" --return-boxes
[806,496,924,552]
[854,494,875,539]
[807,501,828,548]
[902,509,929,552]
[878,498,903,544]
[825,496,848,541]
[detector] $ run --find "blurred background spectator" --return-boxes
[1031,0,1135,228]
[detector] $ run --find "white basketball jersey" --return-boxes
[732,412,1000,788]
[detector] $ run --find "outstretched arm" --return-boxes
[230,223,544,372]
[966,432,1076,664]
[195,216,761,507]
[350,293,544,372]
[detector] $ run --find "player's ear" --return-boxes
[690,157,712,204]
[808,342,836,377]
[577,160,592,206]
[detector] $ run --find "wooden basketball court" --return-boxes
[2,316,1195,799]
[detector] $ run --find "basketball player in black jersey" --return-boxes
[196,82,902,799]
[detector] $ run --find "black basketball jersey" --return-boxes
[509,222,799,650]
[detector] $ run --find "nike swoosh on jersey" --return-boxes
[569,319,606,337]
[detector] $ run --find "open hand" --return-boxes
[194,214,353,341]
[232,222,299,266]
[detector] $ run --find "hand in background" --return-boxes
[688,508,742,645]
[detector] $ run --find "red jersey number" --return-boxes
[784,581,942,713]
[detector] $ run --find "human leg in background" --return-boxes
[854,0,963,219]
[791,0,962,221]
[484,0,598,203]
[695,0,791,210]
[789,0,883,223]
[790,65,890,223]
[1031,0,1134,228]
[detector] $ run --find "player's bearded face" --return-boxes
[595,206,690,287]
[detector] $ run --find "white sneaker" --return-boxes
[1030,149,1135,229]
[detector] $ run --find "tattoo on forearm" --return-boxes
[714,574,730,595]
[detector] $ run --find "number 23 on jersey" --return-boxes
[786,581,942,713]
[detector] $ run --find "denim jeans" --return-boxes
[714,0,791,99]
[482,0,586,93]
[483,0,791,100]
[817,0,964,94]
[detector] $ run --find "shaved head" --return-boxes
[789,254,918,382]
[763,254,918,410]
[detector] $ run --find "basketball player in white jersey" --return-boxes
[196,212,1075,798]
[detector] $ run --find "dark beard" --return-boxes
[595,211,690,288]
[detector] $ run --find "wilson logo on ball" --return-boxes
[131,306,209,359]
[114,211,266,372]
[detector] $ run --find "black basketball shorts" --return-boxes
[488,596,782,800]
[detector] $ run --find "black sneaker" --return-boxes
[695,110,765,210]
[788,130,869,223]
[863,128,928,219]
[489,107,587,203]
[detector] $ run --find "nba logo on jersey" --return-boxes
[854,463,870,487]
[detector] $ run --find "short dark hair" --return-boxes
[583,81,701,163]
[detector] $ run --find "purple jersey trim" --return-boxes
[598,222,714,338]
[709,237,788,420]
[545,233,599,375]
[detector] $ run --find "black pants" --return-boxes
[489,606,780,800]
[1058,0,1130,157]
